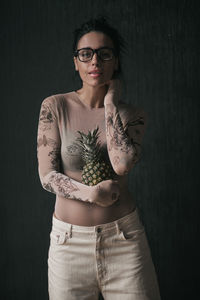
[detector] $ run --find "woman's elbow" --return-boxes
[38,168,53,189]
[112,156,139,176]
[113,163,133,176]
[39,173,55,194]
[38,173,46,189]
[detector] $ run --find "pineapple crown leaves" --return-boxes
[77,126,99,141]
[76,126,100,146]
[74,126,103,162]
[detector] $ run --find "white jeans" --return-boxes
[48,207,161,300]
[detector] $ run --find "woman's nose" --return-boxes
[91,53,101,65]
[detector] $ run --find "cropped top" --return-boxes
[37,90,147,207]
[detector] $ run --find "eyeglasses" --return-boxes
[74,47,116,62]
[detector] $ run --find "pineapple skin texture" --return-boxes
[76,126,115,186]
[82,160,115,186]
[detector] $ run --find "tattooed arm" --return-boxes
[104,80,147,176]
[37,96,120,206]
[37,96,96,202]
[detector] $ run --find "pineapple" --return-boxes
[75,126,115,186]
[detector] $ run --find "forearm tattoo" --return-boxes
[105,104,145,169]
[42,171,90,202]
[43,172,79,198]
[106,110,132,153]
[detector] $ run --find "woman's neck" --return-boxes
[76,84,108,108]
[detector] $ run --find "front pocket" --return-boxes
[119,227,144,241]
[50,230,69,245]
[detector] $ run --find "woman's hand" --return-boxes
[104,79,122,106]
[90,179,120,207]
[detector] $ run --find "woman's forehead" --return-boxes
[77,31,114,49]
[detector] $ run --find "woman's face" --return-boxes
[73,31,118,88]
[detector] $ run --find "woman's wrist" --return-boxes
[104,79,121,106]
[104,96,115,106]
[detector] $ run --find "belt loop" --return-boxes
[69,224,72,238]
[115,221,121,235]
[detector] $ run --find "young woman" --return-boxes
[37,17,161,300]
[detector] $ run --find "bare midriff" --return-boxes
[54,193,136,226]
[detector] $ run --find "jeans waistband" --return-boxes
[51,207,141,236]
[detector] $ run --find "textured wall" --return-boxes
[1,0,199,299]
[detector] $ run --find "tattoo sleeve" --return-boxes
[104,102,147,175]
[37,97,92,202]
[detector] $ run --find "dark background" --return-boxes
[1,0,199,299]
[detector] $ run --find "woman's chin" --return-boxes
[84,79,111,88]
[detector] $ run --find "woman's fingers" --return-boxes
[90,179,120,207]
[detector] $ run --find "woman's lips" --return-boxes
[89,73,102,78]
[89,71,103,78]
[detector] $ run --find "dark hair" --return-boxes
[72,16,126,79]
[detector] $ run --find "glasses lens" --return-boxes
[99,48,113,60]
[78,49,93,61]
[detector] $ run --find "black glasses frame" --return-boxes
[74,47,116,62]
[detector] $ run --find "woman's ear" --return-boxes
[73,57,79,71]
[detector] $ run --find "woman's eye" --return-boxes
[80,51,91,58]
[100,50,111,59]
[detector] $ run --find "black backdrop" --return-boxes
[1,1,199,299]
